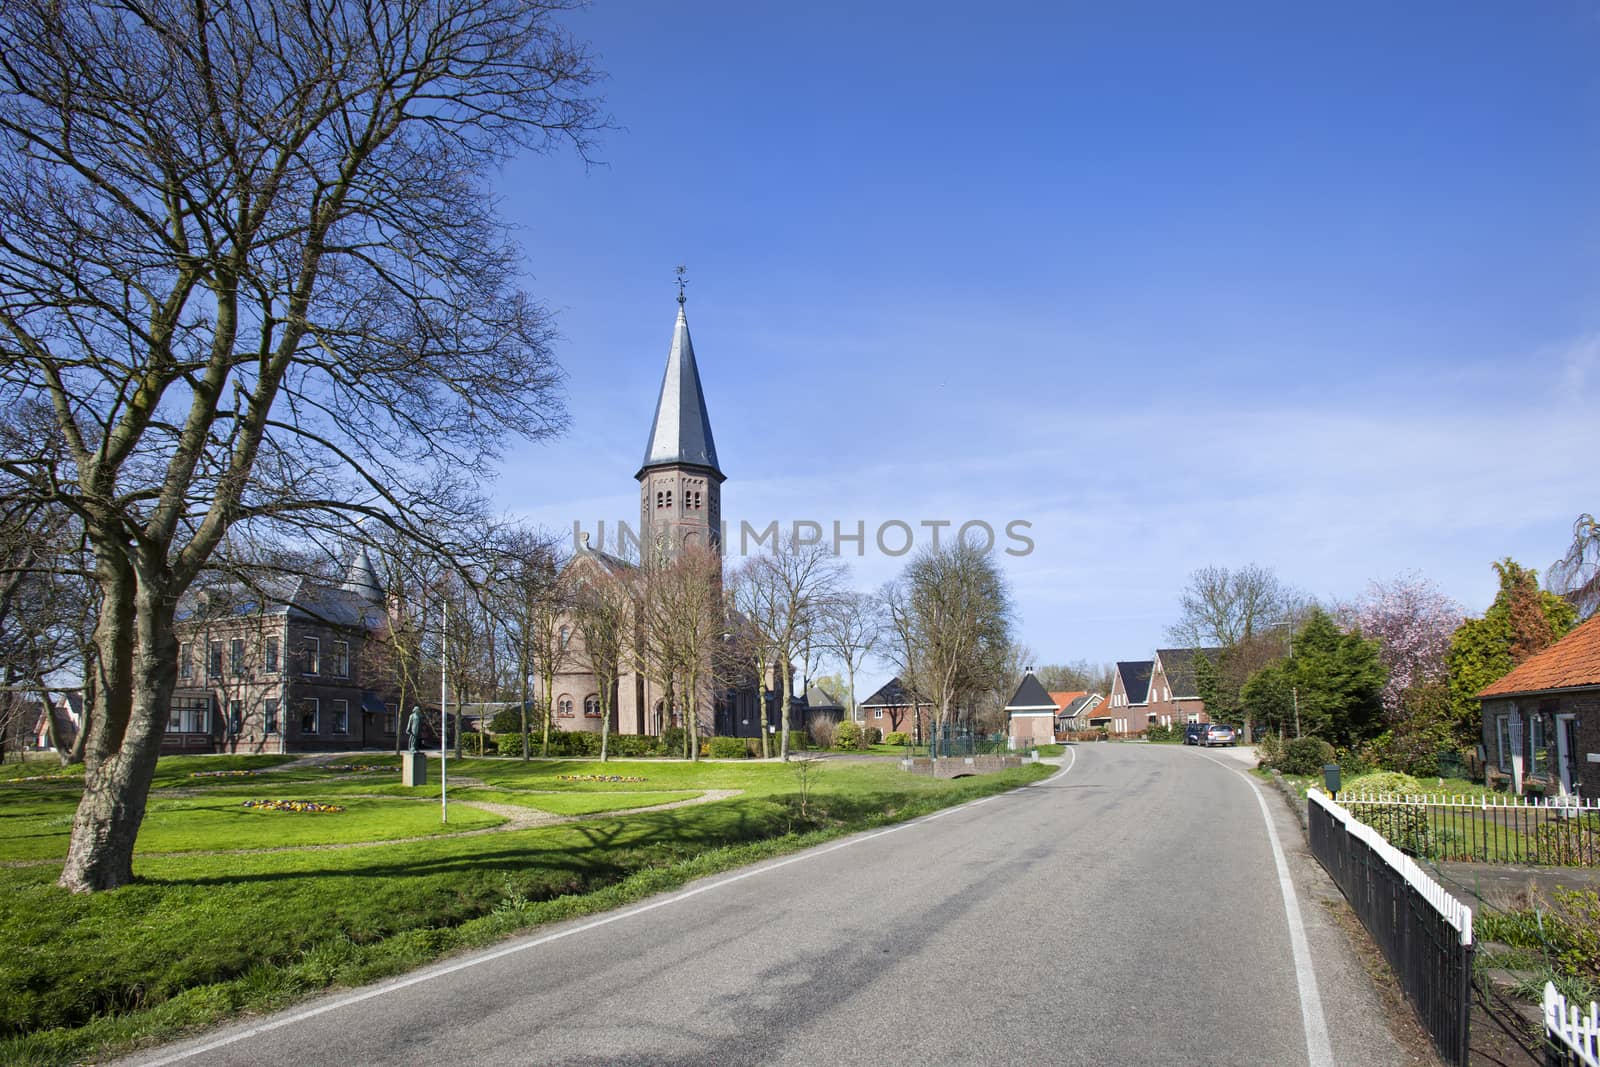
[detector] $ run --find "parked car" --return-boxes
[1201,723,1237,747]
[1183,722,1209,746]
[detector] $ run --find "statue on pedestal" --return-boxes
[406,707,424,752]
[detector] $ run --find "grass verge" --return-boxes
[0,756,1052,1066]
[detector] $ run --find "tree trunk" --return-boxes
[519,651,530,762]
[540,665,554,758]
[58,567,170,893]
[778,656,791,760]
[754,654,770,760]
[686,668,699,762]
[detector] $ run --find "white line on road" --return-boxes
[1197,749,1335,1067]
[130,749,1077,1066]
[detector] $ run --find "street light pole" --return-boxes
[440,599,449,824]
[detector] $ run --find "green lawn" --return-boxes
[0,792,503,862]
[0,753,1053,1066]
[453,788,700,814]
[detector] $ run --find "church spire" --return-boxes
[637,287,722,481]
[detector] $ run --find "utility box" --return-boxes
[1322,763,1341,795]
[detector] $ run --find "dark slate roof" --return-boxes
[1117,660,1154,704]
[1155,647,1223,700]
[178,576,385,631]
[804,684,843,710]
[860,676,931,708]
[1005,672,1057,711]
[637,301,722,480]
[340,546,384,602]
[1060,693,1101,718]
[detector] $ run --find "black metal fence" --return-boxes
[1308,790,1475,1066]
[1335,791,1600,866]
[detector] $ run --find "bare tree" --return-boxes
[488,528,566,760]
[639,546,722,760]
[1549,513,1600,619]
[817,590,881,725]
[571,561,633,762]
[897,539,1013,756]
[740,539,846,760]
[727,564,780,758]
[1166,564,1291,649]
[0,1,603,891]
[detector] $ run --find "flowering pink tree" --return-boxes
[1349,574,1464,723]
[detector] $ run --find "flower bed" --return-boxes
[3,773,78,784]
[556,774,645,783]
[191,769,265,778]
[322,764,389,774]
[241,799,345,813]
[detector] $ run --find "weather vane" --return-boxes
[675,264,688,305]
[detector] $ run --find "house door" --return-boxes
[1556,715,1578,795]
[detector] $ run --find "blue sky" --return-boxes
[489,1,1600,690]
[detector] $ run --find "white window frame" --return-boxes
[332,639,349,679]
[178,642,192,681]
[1495,713,1511,772]
[331,699,349,735]
[230,637,245,677]
[265,698,280,734]
[301,698,320,735]
[302,636,320,675]
[264,635,279,673]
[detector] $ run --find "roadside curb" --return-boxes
[1271,768,1310,834]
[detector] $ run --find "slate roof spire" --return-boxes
[637,292,723,481]
[340,545,384,602]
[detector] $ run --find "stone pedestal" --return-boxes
[401,751,428,787]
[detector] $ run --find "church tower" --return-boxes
[636,289,724,566]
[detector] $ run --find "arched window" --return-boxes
[656,491,664,509]
[557,695,575,718]
[584,695,601,718]
[559,625,570,647]
[665,489,673,509]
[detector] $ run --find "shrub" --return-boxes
[1276,737,1336,777]
[1334,746,1373,778]
[809,715,837,749]
[785,730,808,752]
[609,735,658,758]
[1348,801,1437,857]
[1342,770,1425,795]
[660,726,687,757]
[1256,732,1283,768]
[460,732,496,757]
[862,726,881,746]
[883,731,909,746]
[833,721,861,750]
[1145,723,1184,744]
[488,706,529,735]
[707,736,747,759]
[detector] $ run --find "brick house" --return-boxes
[1102,660,1152,734]
[165,550,400,754]
[1145,647,1222,728]
[1051,691,1101,737]
[859,676,933,741]
[1476,614,1600,797]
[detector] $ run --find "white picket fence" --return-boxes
[1309,789,1474,942]
[1545,982,1600,1067]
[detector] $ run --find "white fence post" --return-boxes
[1544,982,1600,1067]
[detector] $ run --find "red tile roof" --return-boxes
[1048,690,1087,713]
[1477,615,1600,698]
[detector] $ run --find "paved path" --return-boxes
[121,743,1410,1067]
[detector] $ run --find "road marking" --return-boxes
[130,751,1077,1066]
[1197,749,1334,1067]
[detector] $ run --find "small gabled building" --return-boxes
[1051,691,1103,737]
[1004,672,1058,747]
[1147,647,1223,727]
[859,676,933,741]
[1476,615,1600,797]
[1104,660,1153,734]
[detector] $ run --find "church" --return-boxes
[540,291,769,741]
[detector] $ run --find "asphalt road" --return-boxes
[123,744,1410,1067]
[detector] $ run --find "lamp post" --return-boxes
[440,600,448,824]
